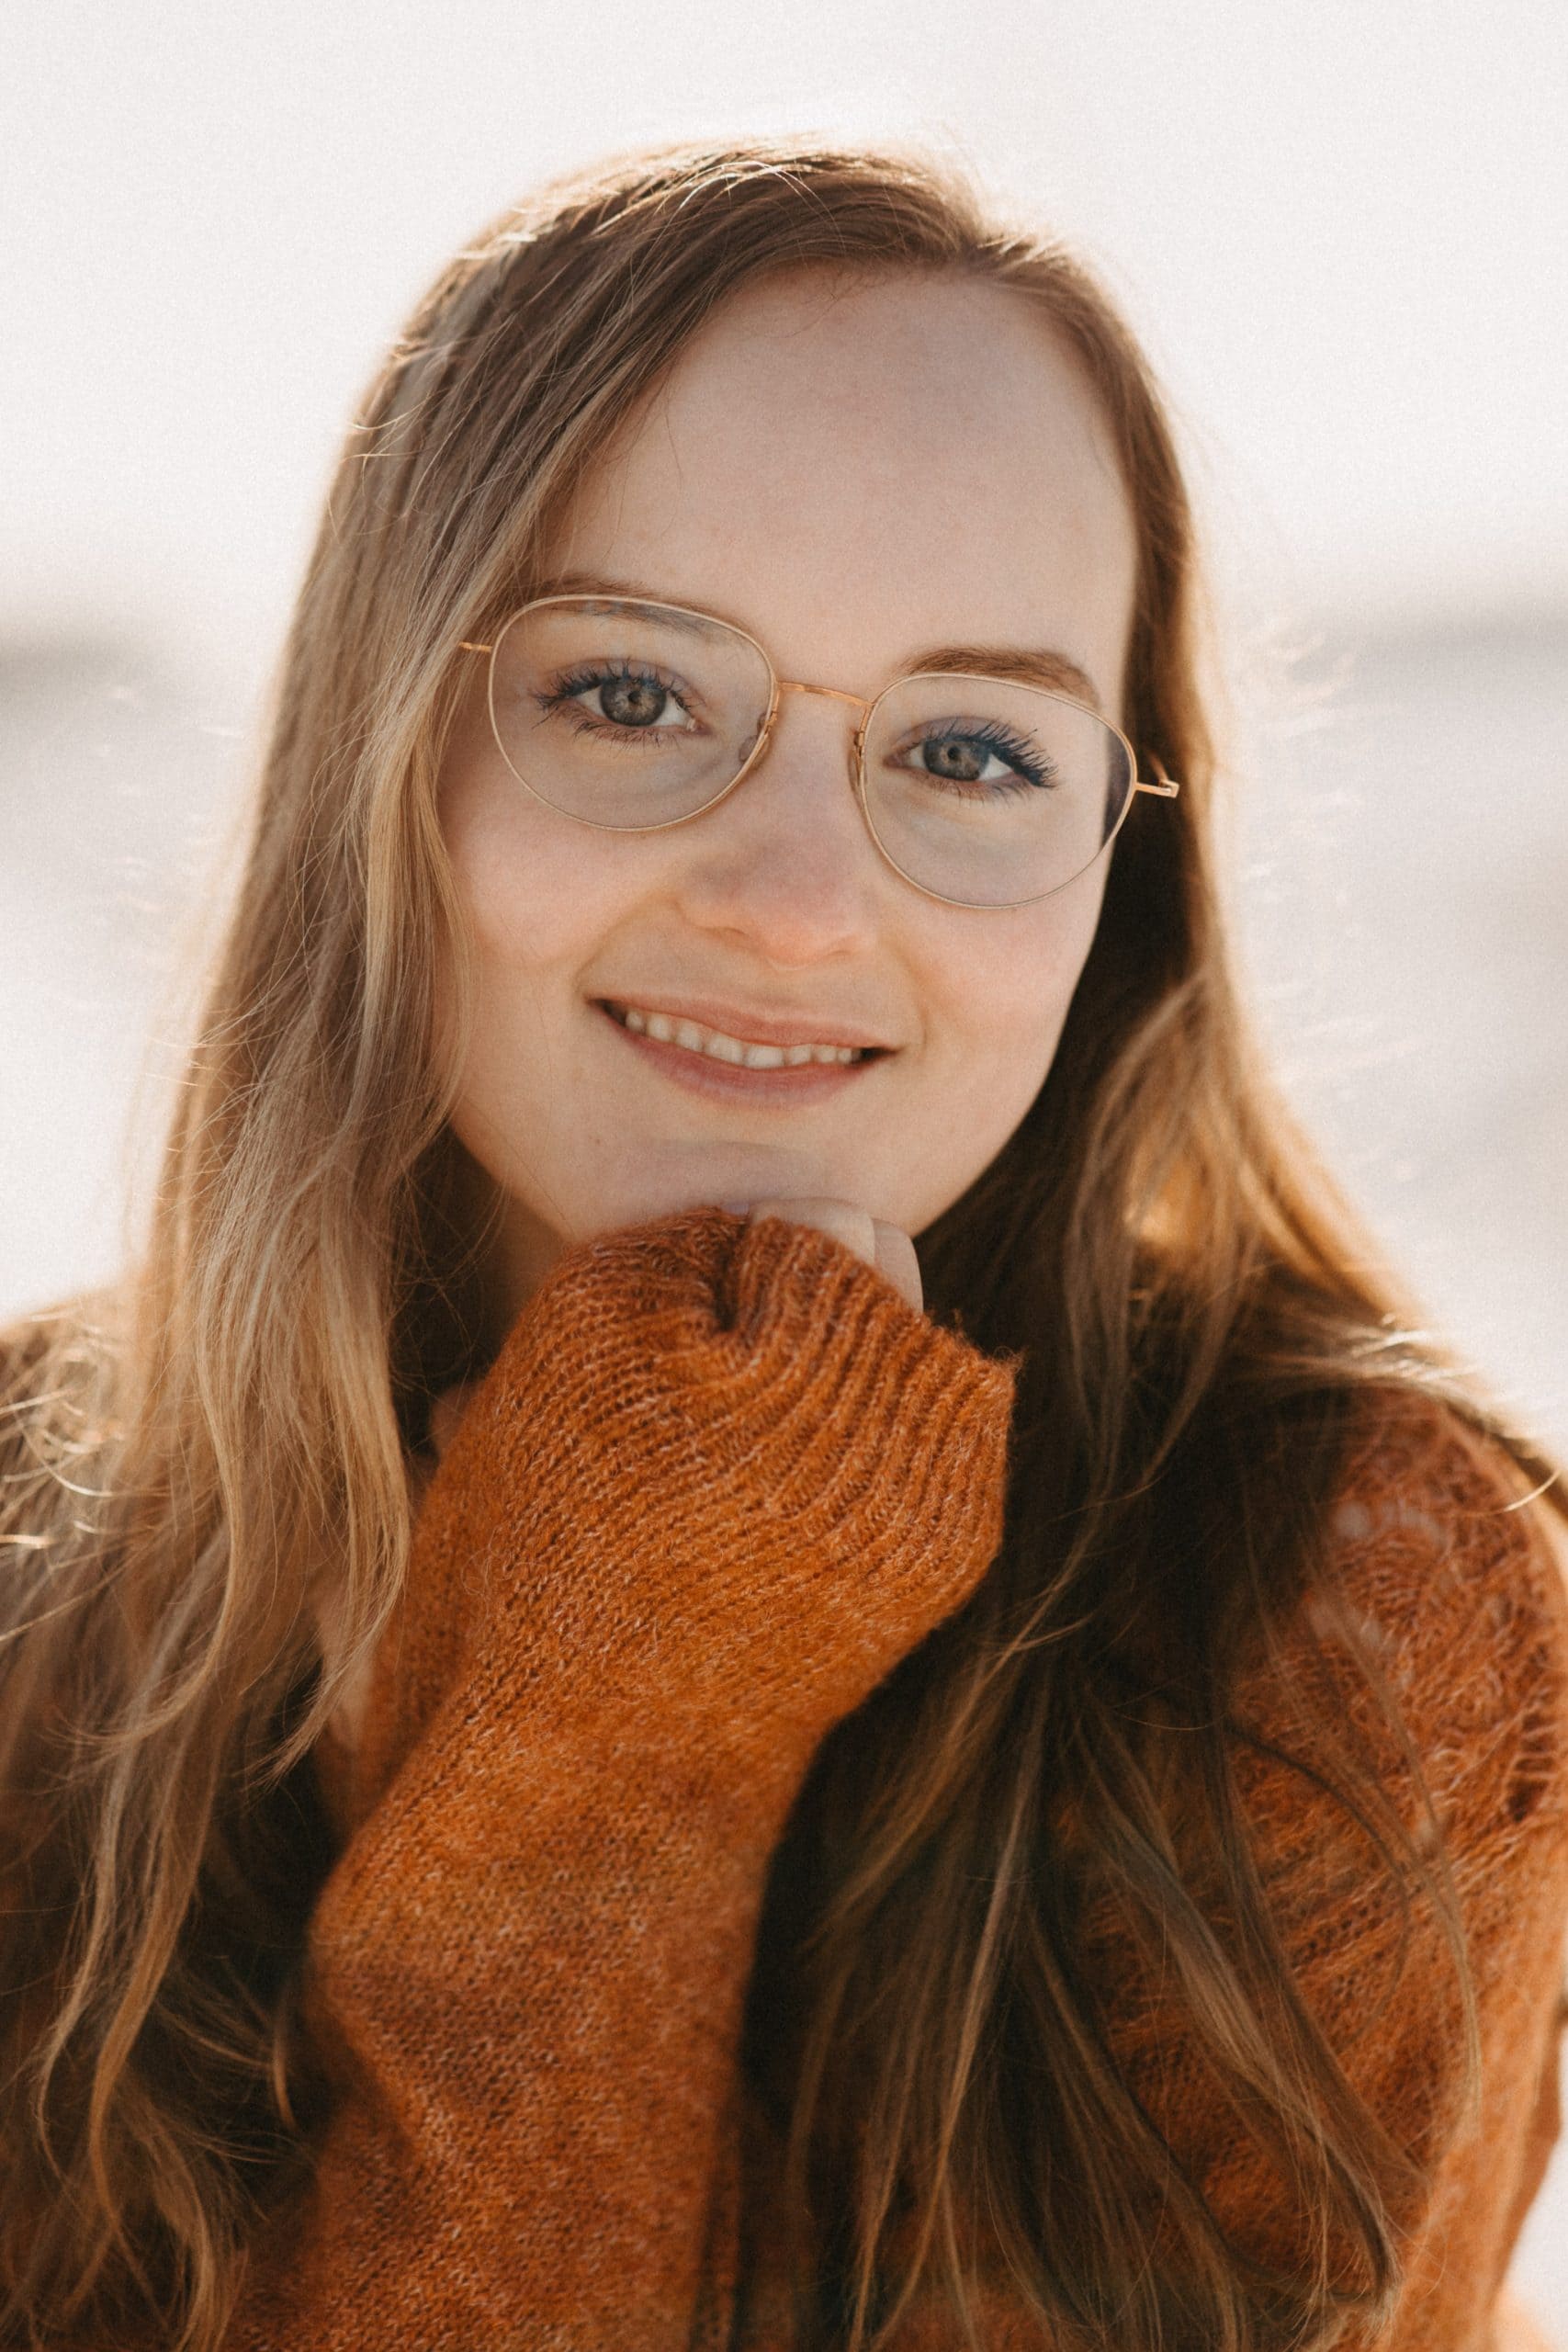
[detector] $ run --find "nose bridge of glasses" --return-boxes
[748,675,870,776]
[775,677,874,713]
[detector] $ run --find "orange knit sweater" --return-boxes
[227,1206,1568,2351]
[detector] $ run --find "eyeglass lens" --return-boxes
[489,597,1134,908]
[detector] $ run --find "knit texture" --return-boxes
[231,1205,1019,2347]
[229,1209,1568,2350]
[733,1395,1568,2351]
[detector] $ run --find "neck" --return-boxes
[448,1141,565,1359]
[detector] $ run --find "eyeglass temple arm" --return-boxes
[1137,754,1179,799]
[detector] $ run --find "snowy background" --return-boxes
[3,0,1565,2324]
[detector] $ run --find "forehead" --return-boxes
[547,266,1140,709]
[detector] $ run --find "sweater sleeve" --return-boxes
[871,1394,1568,2352]
[228,1205,1017,2352]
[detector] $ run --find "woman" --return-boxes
[1,141,1564,2352]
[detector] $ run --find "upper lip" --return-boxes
[595,992,895,1052]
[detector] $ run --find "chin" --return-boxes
[586,1141,849,1227]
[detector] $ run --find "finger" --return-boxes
[742,1196,880,1274]
[871,1221,923,1313]
[740,1198,921,1312]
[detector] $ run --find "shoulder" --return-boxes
[1323,1383,1568,1646]
[0,1309,56,1468]
[0,1297,117,1538]
[1288,1388,1567,1785]
[0,1308,51,1400]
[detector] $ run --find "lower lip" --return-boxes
[593,1001,887,1104]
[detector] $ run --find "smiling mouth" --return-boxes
[598,999,887,1071]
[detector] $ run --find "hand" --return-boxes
[364,1205,1015,1809]
[425,1198,921,1467]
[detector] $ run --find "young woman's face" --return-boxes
[436,266,1139,1312]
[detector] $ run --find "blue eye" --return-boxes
[905,718,1055,795]
[537,662,698,737]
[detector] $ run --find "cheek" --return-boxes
[441,760,619,993]
[431,753,636,1175]
[936,871,1105,1101]
[891,876,1104,1237]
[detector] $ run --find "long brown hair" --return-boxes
[0,140,1560,2351]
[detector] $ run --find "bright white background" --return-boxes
[3,0,1566,2326]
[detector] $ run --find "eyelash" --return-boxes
[534,662,697,743]
[908,717,1055,795]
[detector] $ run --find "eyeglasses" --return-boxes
[459,594,1179,911]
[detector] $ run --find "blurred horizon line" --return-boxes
[3,582,1563,701]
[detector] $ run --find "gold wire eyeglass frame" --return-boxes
[460,594,1179,912]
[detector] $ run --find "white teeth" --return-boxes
[608,1001,869,1070]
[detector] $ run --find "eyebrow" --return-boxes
[531,574,742,646]
[531,572,1106,711]
[902,643,1103,712]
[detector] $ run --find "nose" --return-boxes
[669,692,884,965]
